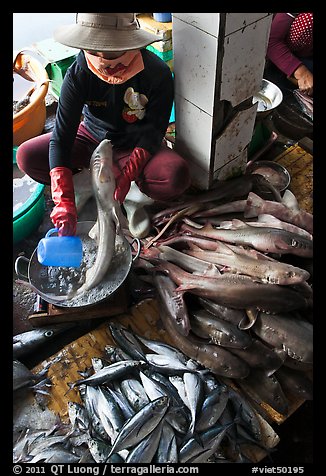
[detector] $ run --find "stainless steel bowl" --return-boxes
[253,79,283,118]
[246,160,290,192]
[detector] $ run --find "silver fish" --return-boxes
[96,386,126,440]
[67,401,90,432]
[139,371,189,434]
[88,437,112,463]
[13,359,48,392]
[120,378,150,412]
[29,448,80,463]
[136,334,189,364]
[183,360,204,435]
[108,322,147,361]
[195,385,229,432]
[75,139,125,295]
[179,423,232,463]
[13,323,75,359]
[145,353,198,375]
[69,360,147,388]
[108,396,170,456]
[125,421,163,463]
[156,422,178,463]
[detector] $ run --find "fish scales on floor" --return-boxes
[14,324,278,464]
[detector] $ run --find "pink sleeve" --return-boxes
[266,13,302,77]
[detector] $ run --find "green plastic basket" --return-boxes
[146,44,173,62]
[13,178,46,244]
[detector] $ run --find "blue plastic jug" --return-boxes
[37,228,83,267]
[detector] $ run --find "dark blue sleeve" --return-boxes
[49,64,86,170]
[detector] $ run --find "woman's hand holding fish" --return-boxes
[50,166,77,236]
[114,147,151,203]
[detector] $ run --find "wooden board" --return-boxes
[28,283,128,327]
[275,144,313,214]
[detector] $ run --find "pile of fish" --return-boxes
[14,322,279,464]
[131,174,313,413]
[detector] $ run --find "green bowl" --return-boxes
[13,177,46,244]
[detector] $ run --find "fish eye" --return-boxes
[45,330,54,337]
[291,239,298,247]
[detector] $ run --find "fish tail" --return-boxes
[64,381,77,396]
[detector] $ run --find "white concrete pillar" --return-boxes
[172,13,273,189]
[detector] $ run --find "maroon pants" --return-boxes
[16,123,191,201]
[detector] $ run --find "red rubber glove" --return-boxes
[114,147,151,203]
[49,167,77,236]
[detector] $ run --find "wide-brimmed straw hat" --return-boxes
[54,13,162,52]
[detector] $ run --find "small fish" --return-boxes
[155,422,178,463]
[195,385,229,432]
[108,396,170,456]
[125,421,164,463]
[108,322,147,361]
[68,360,147,389]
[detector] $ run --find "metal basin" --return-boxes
[253,79,283,118]
[246,160,290,192]
[15,221,140,308]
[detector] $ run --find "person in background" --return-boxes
[265,13,313,96]
[16,13,191,239]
